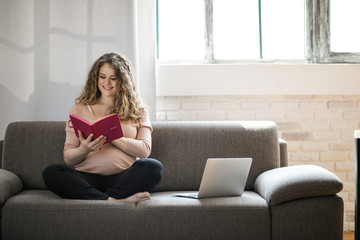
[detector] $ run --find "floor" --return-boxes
[343,232,354,240]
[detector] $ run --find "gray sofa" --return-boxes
[0,121,344,240]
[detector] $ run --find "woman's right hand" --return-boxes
[78,130,106,153]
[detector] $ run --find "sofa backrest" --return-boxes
[2,122,66,189]
[150,121,280,191]
[2,121,280,191]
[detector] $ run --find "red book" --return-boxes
[68,113,123,144]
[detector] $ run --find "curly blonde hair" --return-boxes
[76,52,146,122]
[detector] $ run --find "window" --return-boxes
[324,0,360,62]
[212,0,305,61]
[310,0,360,63]
[260,0,305,60]
[212,1,260,60]
[330,0,360,52]
[157,0,360,63]
[157,0,205,61]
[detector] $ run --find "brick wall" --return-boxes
[157,95,358,231]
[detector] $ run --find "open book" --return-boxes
[68,113,123,144]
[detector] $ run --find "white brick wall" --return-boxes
[156,95,359,231]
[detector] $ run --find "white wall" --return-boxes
[156,64,360,96]
[0,0,155,140]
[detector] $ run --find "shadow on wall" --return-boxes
[0,82,83,140]
[0,0,133,139]
[0,0,86,139]
[0,0,84,139]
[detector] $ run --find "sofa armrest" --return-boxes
[0,169,23,206]
[254,165,343,206]
[279,139,288,167]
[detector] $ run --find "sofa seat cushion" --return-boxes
[139,191,268,209]
[2,190,270,240]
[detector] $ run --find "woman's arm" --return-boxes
[111,126,152,159]
[64,131,106,166]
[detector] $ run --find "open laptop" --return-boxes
[174,158,252,199]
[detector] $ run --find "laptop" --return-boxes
[174,158,252,199]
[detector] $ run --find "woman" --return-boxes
[42,52,163,203]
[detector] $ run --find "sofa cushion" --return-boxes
[150,121,280,191]
[254,165,343,206]
[2,190,270,240]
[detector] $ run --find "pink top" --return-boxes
[64,103,152,175]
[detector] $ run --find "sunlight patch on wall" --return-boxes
[0,46,34,102]
[49,35,88,86]
[49,0,88,86]
[0,0,34,102]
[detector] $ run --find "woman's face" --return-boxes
[97,63,119,98]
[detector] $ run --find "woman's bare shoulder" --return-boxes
[69,102,88,114]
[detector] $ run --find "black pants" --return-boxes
[42,158,163,200]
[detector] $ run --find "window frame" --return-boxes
[157,0,360,64]
[205,0,307,63]
[311,0,360,63]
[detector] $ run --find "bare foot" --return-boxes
[107,192,151,203]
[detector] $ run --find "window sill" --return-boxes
[156,63,360,96]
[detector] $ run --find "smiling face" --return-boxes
[97,63,119,98]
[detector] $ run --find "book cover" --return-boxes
[68,113,123,144]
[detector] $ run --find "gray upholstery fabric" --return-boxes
[0,121,344,240]
[271,195,343,240]
[0,140,3,168]
[279,139,288,167]
[2,121,280,191]
[0,169,23,206]
[2,190,270,240]
[254,165,343,206]
[2,122,66,189]
[150,121,280,191]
